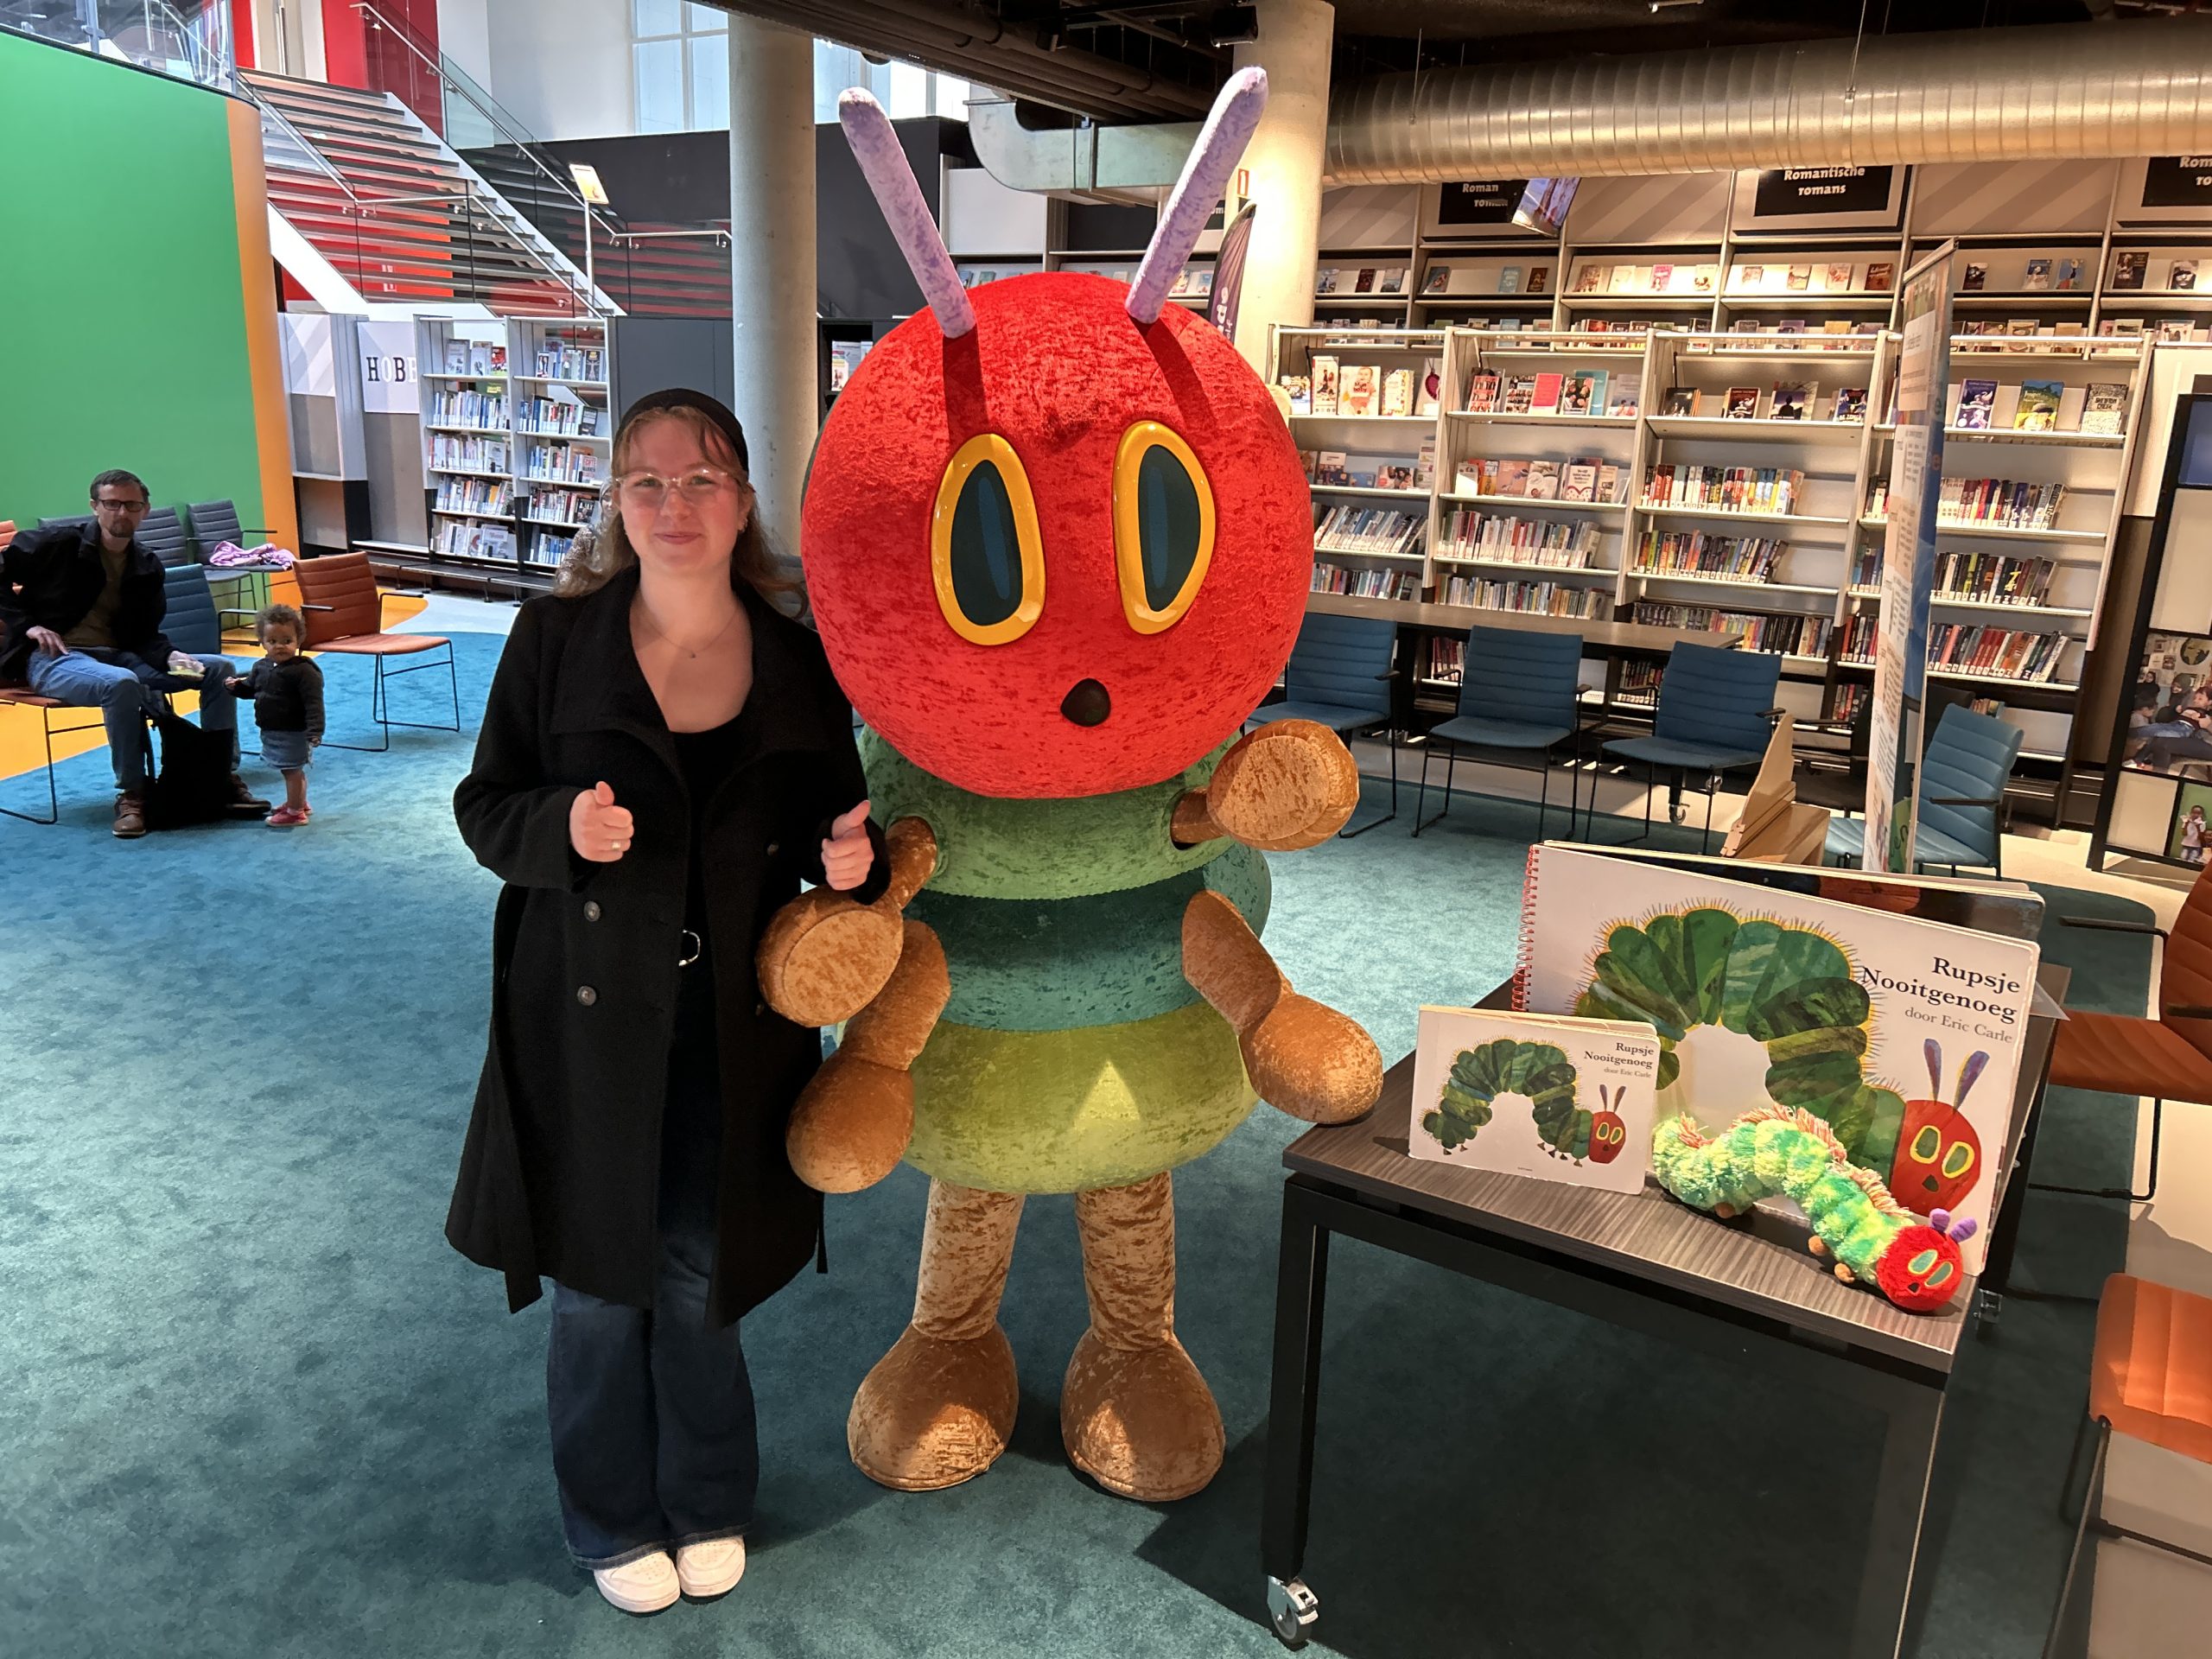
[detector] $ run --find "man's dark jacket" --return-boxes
[0,521,175,683]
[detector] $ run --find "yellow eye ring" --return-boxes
[1112,422,1215,634]
[931,434,1045,646]
[1910,1124,1942,1164]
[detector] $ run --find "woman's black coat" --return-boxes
[448,565,887,1326]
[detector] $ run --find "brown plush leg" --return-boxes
[1182,890,1382,1125]
[786,921,950,1193]
[1062,1173,1224,1502]
[849,1179,1025,1491]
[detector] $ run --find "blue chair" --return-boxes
[1249,613,1402,836]
[161,564,227,658]
[1414,625,1590,841]
[1825,702,2024,876]
[1599,641,1782,850]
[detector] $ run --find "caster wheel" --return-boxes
[1669,802,1688,825]
[1268,1576,1319,1647]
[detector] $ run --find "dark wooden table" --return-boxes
[1259,963,2067,1654]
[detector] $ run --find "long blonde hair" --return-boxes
[554,404,792,600]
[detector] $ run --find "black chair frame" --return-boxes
[2044,1409,2212,1657]
[1599,704,1787,855]
[1411,683,1599,843]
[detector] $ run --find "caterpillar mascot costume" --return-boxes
[758,71,1383,1503]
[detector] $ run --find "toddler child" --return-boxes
[231,604,325,826]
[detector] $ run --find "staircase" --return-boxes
[242,69,612,317]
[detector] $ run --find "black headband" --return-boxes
[616,387,750,474]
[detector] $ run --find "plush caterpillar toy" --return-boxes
[1650,1105,1977,1313]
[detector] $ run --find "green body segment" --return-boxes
[861,732,1263,1193]
[1649,1116,1910,1280]
[1423,1039,1579,1156]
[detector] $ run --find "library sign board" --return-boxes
[2120,156,2212,224]
[1732,165,1904,232]
[1424,180,1541,239]
[1867,241,1956,872]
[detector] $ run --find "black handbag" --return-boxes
[143,707,251,829]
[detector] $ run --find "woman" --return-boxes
[449,388,884,1615]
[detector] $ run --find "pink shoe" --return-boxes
[267,806,308,827]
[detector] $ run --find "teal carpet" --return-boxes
[0,636,2147,1656]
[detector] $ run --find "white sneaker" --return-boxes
[593,1551,679,1614]
[676,1536,747,1599]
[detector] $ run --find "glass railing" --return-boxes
[0,0,235,90]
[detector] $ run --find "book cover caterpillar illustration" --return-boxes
[1515,846,2041,1270]
[1408,1006,1661,1194]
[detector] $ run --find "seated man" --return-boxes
[0,469,266,836]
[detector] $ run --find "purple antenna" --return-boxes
[1128,67,1268,325]
[1949,1217,1979,1244]
[838,88,976,340]
[1955,1050,1990,1108]
[1929,1208,1952,1233]
[1923,1039,1943,1097]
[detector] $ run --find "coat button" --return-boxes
[766,841,780,857]
[583,900,602,922]
[576,985,598,1007]
[754,1000,766,1017]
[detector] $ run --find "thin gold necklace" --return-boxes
[635,597,741,660]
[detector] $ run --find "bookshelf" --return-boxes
[411,316,613,591]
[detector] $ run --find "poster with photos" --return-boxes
[2123,632,2212,776]
[2169,783,2212,866]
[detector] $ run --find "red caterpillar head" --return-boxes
[1874,1210,1975,1313]
[1887,1040,1986,1217]
[1587,1084,1628,1164]
[806,73,1305,799]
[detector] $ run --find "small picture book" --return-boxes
[1466,371,1502,414]
[2112,251,2148,290]
[1408,1005,1662,1194]
[1315,268,1340,296]
[1530,372,1566,415]
[1725,385,1763,419]
[1560,371,1604,415]
[1834,386,1869,423]
[1961,263,1988,292]
[1502,375,1537,415]
[1343,364,1380,416]
[1607,385,1641,420]
[2082,382,2131,436]
[1496,459,1532,496]
[1191,270,1214,296]
[1826,263,1854,292]
[1561,461,1599,503]
[2023,258,2053,290]
[1280,376,1312,415]
[1380,368,1414,418]
[1312,451,1350,485]
[1693,264,1718,293]
[1573,264,1608,294]
[1379,268,1406,295]
[1770,381,1812,421]
[443,341,468,374]
[1611,265,1643,294]
[2014,378,2063,432]
[1737,264,1765,291]
[2056,257,2085,291]
[1525,460,1563,500]
[1422,264,1453,296]
[1787,265,1812,291]
[1865,262,1896,292]
[1956,379,1998,430]
[1414,435,1439,488]
[1417,358,1444,416]
[1310,355,1340,416]
[1527,264,1552,295]
[1454,459,1488,494]
[1355,268,1377,293]
[1650,264,1675,293]
[2172,260,2200,292]
[1662,386,1698,416]
[1169,270,1193,297]
[1498,266,1523,295]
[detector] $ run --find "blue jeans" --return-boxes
[23,648,238,791]
[545,970,755,1570]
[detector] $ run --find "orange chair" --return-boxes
[2034,861,2212,1204]
[2044,1273,2212,1656]
[293,552,458,753]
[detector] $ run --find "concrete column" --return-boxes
[1230,0,1333,373]
[728,15,818,563]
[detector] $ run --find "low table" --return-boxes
[1259,963,2065,1655]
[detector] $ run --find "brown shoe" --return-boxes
[226,773,271,817]
[113,792,147,839]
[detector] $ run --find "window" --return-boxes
[813,41,976,124]
[630,0,727,133]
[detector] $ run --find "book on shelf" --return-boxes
[1650,263,1675,293]
[1597,461,1622,502]
[1560,461,1599,503]
[1694,264,1718,293]
[1417,358,1444,416]
[1776,319,1808,340]
[524,442,600,486]
[2173,260,2200,292]
[2082,382,2130,436]
[2112,251,2148,290]
[1560,370,1605,415]
[429,388,509,429]
[1466,371,1502,413]
[1787,265,1811,291]
[1643,464,1807,516]
[1530,372,1565,415]
[2100,317,2146,338]
[1961,263,1987,292]
[1526,461,1563,500]
[1631,527,1789,583]
[534,341,607,381]
[1422,265,1453,296]
[1610,265,1642,294]
[1311,561,1421,601]
[1866,262,1895,291]
[1414,436,1438,489]
[1281,375,1312,415]
[1502,375,1537,415]
[2056,257,2085,290]
[1441,575,1607,618]
[429,435,508,474]
[1313,503,1426,558]
[1770,381,1814,421]
[1608,386,1641,420]
[1733,264,1764,292]
[1627,601,1832,657]
[1573,264,1606,294]
[1724,386,1763,419]
[1342,364,1379,416]
[1497,266,1522,295]
[1440,509,1599,567]
[1662,386,1699,416]
[2023,258,2053,291]
[1353,269,1376,294]
[1528,265,1552,295]
[1834,386,1869,422]
[2005,319,2041,352]
[1955,379,1997,429]
[442,342,467,374]
[434,478,510,516]
[1312,450,1351,485]
[2013,379,2063,432]
[1311,355,1339,415]
[1381,368,1414,417]
[1378,268,1405,295]
[1825,262,1855,293]
[432,518,518,561]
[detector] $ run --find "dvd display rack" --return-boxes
[512,317,611,572]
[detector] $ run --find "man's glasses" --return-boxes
[610,467,741,511]
[94,499,149,513]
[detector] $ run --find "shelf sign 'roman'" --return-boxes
[1438,180,1529,226]
[1753,166,1897,217]
[2143,156,2212,209]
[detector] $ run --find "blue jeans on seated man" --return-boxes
[546,974,756,1571]
[22,647,238,792]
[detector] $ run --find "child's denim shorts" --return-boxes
[263,729,313,772]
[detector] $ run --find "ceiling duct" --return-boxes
[1326,17,2212,182]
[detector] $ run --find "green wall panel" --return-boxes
[0,35,265,529]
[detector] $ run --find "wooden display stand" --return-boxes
[1721,715,1830,864]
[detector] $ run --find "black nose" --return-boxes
[1060,678,1111,727]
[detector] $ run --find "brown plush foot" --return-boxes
[1061,1329,1225,1502]
[785,1051,913,1193]
[756,888,905,1027]
[848,1323,1019,1491]
[1243,993,1383,1124]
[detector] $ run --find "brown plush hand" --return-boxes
[1189,720,1361,851]
[757,890,906,1028]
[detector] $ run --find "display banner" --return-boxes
[1437,179,1529,226]
[359,320,419,415]
[1751,165,1897,217]
[1210,200,1255,340]
[1866,241,1955,872]
[2143,156,2212,210]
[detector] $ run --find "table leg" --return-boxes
[1849,1374,1947,1659]
[1978,1053,2055,1323]
[1261,1180,1331,1647]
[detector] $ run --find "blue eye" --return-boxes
[1112,422,1214,633]
[931,435,1043,645]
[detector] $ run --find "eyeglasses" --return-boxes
[611,467,741,511]
[94,499,149,512]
